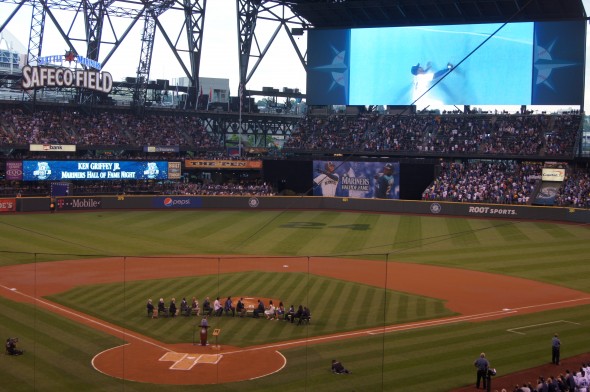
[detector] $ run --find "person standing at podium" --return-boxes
[199,316,209,346]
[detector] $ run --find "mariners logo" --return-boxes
[430,203,442,214]
[144,162,160,179]
[33,162,52,180]
[248,197,259,208]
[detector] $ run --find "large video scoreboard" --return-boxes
[307,21,585,106]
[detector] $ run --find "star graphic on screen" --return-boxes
[312,45,348,95]
[64,50,77,63]
[533,35,576,91]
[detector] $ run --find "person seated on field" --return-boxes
[253,299,265,318]
[202,297,212,316]
[158,298,168,317]
[191,297,200,316]
[331,359,350,374]
[213,297,223,317]
[6,338,23,356]
[146,299,155,318]
[292,305,303,324]
[285,304,295,322]
[276,301,285,320]
[265,300,276,320]
[224,296,235,317]
[169,298,178,317]
[236,298,247,317]
[180,297,190,316]
[298,306,311,325]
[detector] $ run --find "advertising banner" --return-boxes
[30,144,77,152]
[184,160,263,169]
[55,197,102,211]
[144,146,180,153]
[6,161,23,181]
[168,162,182,180]
[152,197,202,209]
[23,160,169,181]
[312,161,400,199]
[541,168,565,182]
[0,198,16,212]
[532,182,560,206]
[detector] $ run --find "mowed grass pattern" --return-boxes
[47,272,455,346]
[1,210,590,391]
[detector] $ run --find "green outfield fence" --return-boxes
[8,194,590,223]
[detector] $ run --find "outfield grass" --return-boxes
[1,210,589,391]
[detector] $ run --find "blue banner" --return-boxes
[23,160,169,181]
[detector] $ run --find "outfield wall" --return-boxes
[10,195,590,223]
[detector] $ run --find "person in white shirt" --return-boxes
[576,370,589,392]
[265,300,276,320]
[213,297,223,316]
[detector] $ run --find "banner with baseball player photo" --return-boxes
[312,161,400,199]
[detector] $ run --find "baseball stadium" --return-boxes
[1,1,590,392]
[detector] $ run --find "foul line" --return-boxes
[0,284,170,352]
[218,297,590,356]
[507,320,582,335]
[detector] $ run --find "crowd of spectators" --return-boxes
[284,113,580,157]
[554,168,590,208]
[0,108,222,148]
[167,181,274,196]
[0,179,274,197]
[422,160,590,208]
[422,160,543,204]
[506,364,590,392]
[0,107,581,157]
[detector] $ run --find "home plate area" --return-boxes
[159,351,222,370]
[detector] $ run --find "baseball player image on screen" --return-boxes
[314,161,340,197]
[373,163,395,199]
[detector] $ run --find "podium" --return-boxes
[199,324,209,346]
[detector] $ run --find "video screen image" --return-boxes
[307,21,585,106]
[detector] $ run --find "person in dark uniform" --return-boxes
[253,299,265,318]
[157,298,168,317]
[331,359,351,374]
[374,163,395,199]
[292,305,303,324]
[473,352,490,389]
[146,299,154,318]
[5,337,23,355]
[169,298,177,317]
[551,333,561,365]
[236,298,246,317]
[224,296,235,317]
[202,297,212,316]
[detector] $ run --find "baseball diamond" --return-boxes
[0,208,589,391]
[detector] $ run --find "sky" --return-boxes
[1,0,589,113]
[0,0,307,95]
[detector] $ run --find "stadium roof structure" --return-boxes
[288,0,588,29]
